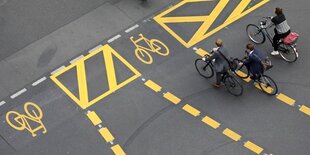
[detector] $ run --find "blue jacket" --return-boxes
[243,49,265,75]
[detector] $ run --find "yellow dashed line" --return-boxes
[222,128,241,141]
[111,144,126,155]
[163,92,181,104]
[182,104,201,117]
[244,141,264,154]
[276,93,296,106]
[255,83,274,94]
[300,105,310,116]
[99,127,115,143]
[235,71,251,82]
[87,111,102,126]
[144,80,162,92]
[201,115,221,129]
[195,48,210,57]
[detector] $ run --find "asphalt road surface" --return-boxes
[0,0,310,155]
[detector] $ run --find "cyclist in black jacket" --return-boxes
[270,7,291,55]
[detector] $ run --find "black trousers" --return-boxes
[273,29,291,51]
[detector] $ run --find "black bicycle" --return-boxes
[246,17,298,63]
[233,58,278,95]
[195,56,243,96]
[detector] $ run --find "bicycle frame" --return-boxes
[130,34,155,52]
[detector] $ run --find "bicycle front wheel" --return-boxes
[278,42,298,63]
[195,59,214,78]
[135,48,153,64]
[258,75,278,95]
[246,24,265,44]
[150,39,169,56]
[224,75,243,96]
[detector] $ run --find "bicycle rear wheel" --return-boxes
[258,75,278,95]
[246,24,265,44]
[195,59,214,78]
[233,59,250,79]
[135,48,153,64]
[278,42,298,63]
[224,75,243,96]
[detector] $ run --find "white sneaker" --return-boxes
[271,50,279,55]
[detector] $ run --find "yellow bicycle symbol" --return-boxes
[130,34,169,64]
[6,102,47,137]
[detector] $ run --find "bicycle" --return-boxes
[6,102,47,137]
[130,34,169,64]
[195,55,243,96]
[246,17,298,62]
[233,58,278,95]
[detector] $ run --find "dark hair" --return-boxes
[275,7,283,16]
[246,43,254,51]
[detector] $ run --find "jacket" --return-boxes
[208,46,230,73]
[243,49,264,75]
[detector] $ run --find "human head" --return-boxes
[215,39,223,47]
[275,7,283,16]
[246,43,255,51]
[246,43,254,54]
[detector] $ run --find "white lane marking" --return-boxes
[70,55,84,64]
[88,45,103,54]
[98,124,102,128]
[0,101,6,106]
[125,24,139,33]
[10,88,27,99]
[32,77,47,86]
[107,34,121,43]
[51,66,66,75]
[193,47,198,51]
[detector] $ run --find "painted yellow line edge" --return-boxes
[111,144,126,155]
[182,104,201,117]
[144,80,162,92]
[99,127,115,143]
[163,92,181,104]
[195,48,210,57]
[276,93,296,106]
[86,111,102,126]
[244,141,264,154]
[300,105,310,116]
[222,128,241,142]
[50,44,141,109]
[201,115,221,129]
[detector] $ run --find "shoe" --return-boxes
[212,83,221,88]
[271,50,279,55]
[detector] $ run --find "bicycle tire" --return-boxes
[135,48,153,64]
[25,102,43,120]
[150,39,169,56]
[195,59,214,78]
[224,75,243,96]
[278,42,298,63]
[233,59,250,79]
[6,111,26,131]
[258,75,278,95]
[246,24,266,44]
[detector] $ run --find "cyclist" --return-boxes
[270,7,291,56]
[241,43,265,82]
[203,39,230,88]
